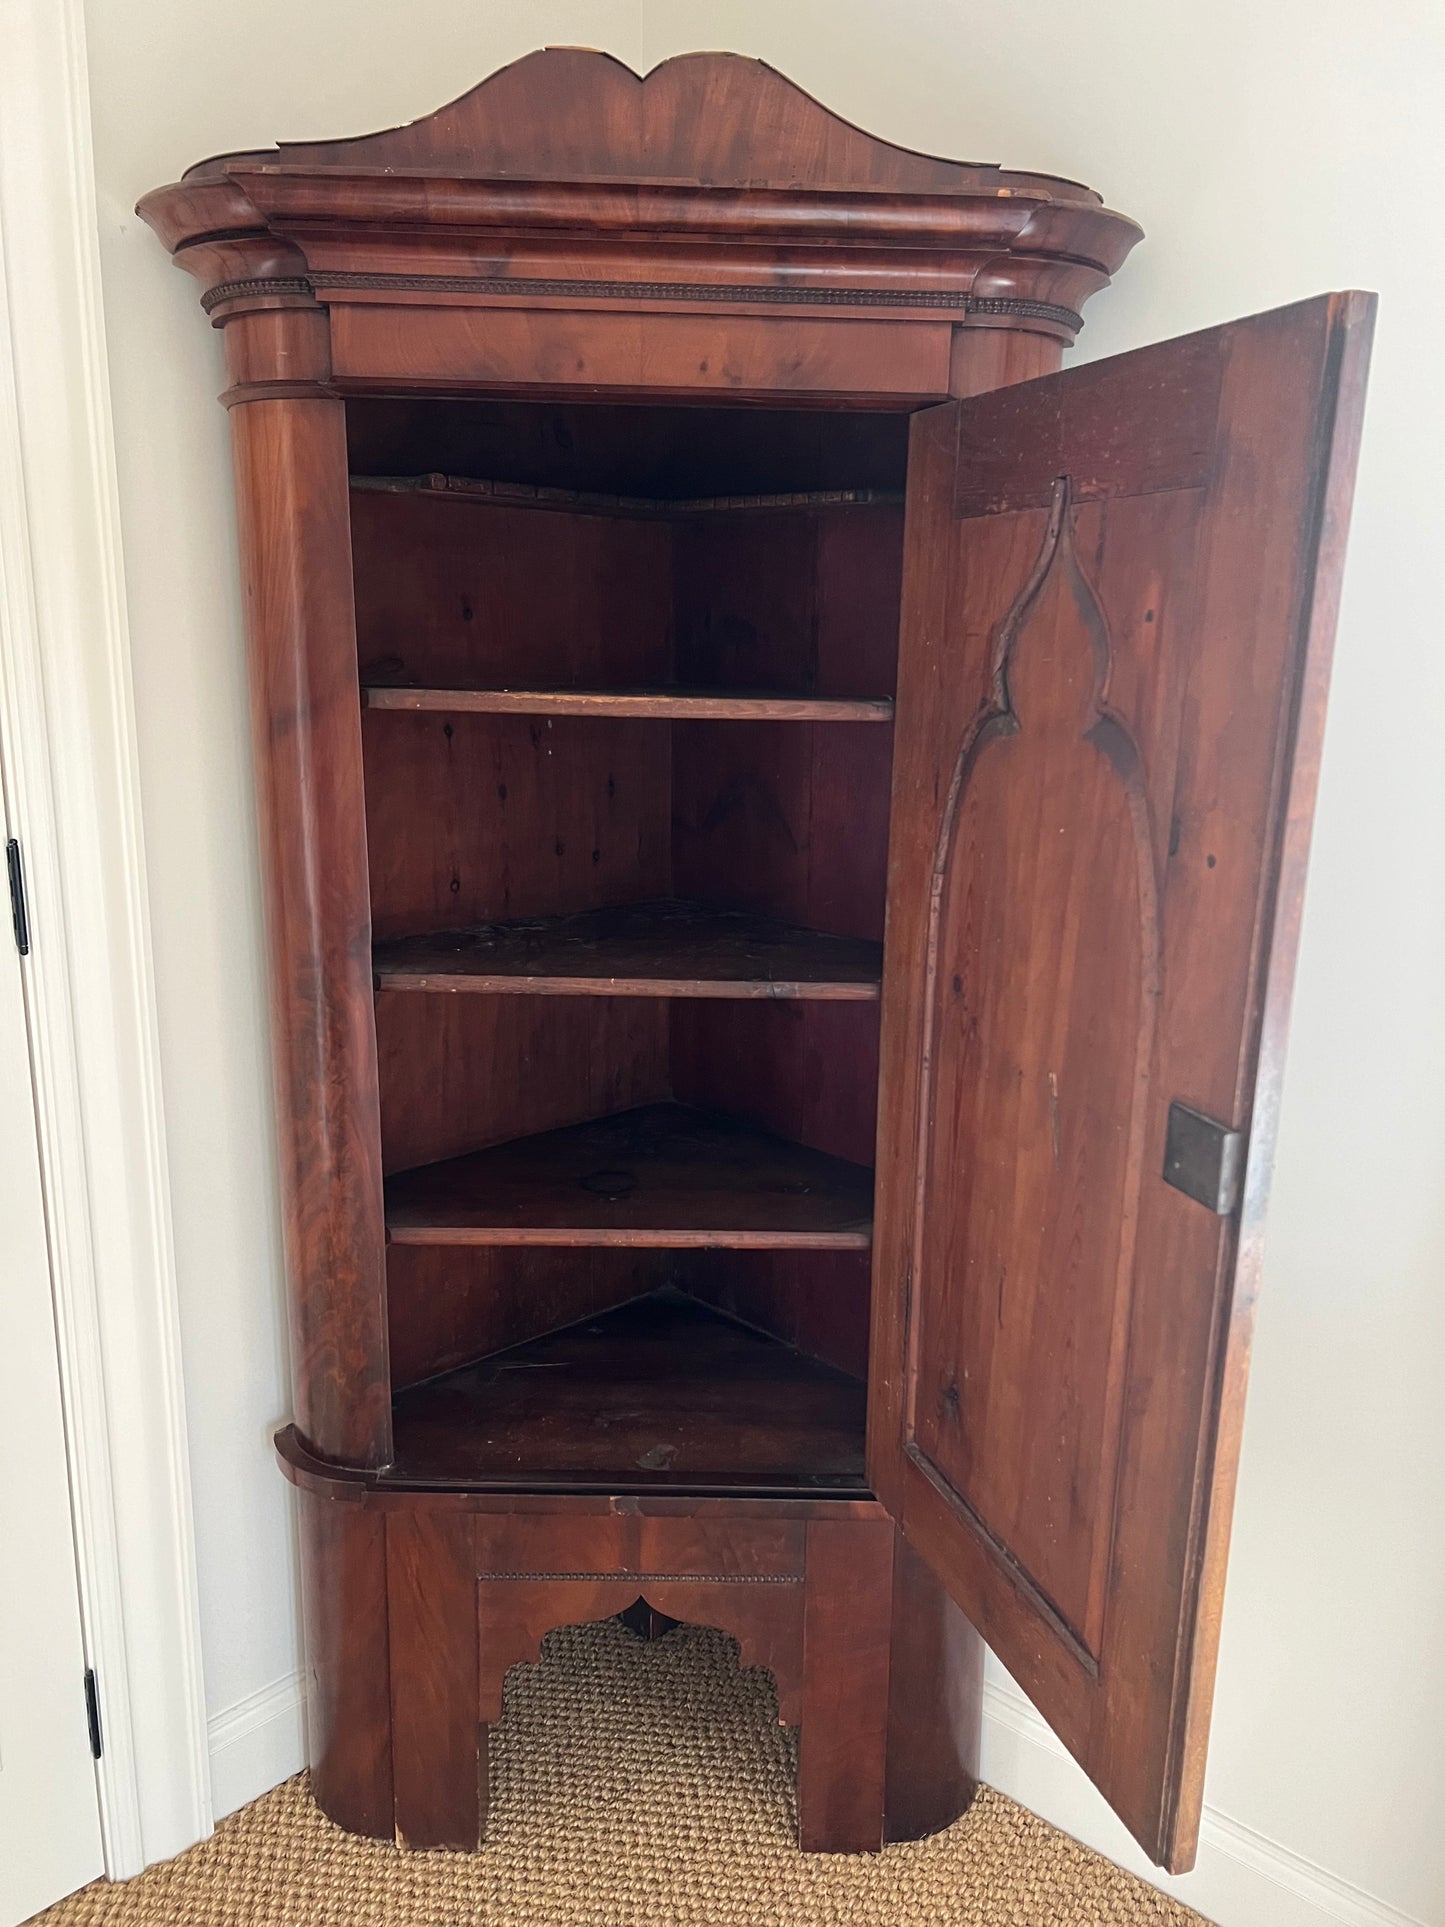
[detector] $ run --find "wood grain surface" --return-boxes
[869,293,1375,1868]
[384,1102,874,1250]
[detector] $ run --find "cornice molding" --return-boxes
[198,269,1084,336]
[137,52,1141,365]
[141,52,1148,381]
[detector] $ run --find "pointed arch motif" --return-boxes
[904,477,1162,1660]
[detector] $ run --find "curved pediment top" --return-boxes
[178,47,1101,203]
[139,48,1142,342]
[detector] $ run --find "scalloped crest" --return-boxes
[183,47,1099,200]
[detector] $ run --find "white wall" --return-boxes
[83,2,1445,1921]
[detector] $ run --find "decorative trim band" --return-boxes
[969,296,1087,327]
[201,275,314,311]
[309,271,977,309]
[218,379,340,409]
[200,269,1083,332]
[478,1570,802,1585]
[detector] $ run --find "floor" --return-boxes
[34,1617,1211,1926]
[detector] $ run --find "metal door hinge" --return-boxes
[6,838,29,955]
[83,1668,103,1760]
[1162,1101,1245,1215]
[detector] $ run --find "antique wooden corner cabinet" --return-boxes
[139,50,1373,1872]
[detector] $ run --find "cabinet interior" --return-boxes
[348,396,912,1494]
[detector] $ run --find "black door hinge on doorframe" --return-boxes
[84,1668,103,1760]
[7,837,29,955]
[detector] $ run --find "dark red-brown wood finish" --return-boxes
[279,1433,977,1855]
[870,293,1374,1867]
[229,393,391,1466]
[138,47,1140,402]
[138,48,1369,1876]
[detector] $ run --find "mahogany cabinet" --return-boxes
[138,50,1373,1873]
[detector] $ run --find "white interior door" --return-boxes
[0,855,104,1924]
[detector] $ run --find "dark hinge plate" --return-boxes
[84,1668,103,1760]
[1162,1102,1246,1215]
[7,838,29,955]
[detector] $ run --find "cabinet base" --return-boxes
[280,1432,982,1853]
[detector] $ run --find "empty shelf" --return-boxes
[352,473,903,519]
[384,1102,874,1249]
[387,1287,868,1493]
[373,900,882,1000]
[362,684,894,721]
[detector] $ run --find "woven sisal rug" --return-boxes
[33,1616,1210,1926]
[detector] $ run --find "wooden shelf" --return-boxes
[362,685,894,722]
[352,472,903,519]
[373,900,882,1001]
[387,1287,867,1492]
[384,1102,874,1249]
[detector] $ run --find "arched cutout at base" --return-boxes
[280,1462,983,1857]
[485,1616,802,1863]
[478,1576,806,1727]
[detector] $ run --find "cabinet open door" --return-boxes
[868,293,1374,1871]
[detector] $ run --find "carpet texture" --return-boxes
[33,1617,1211,1926]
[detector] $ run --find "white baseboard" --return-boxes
[980,1680,1426,1927]
[207,1672,306,1823]
[203,1666,1419,1927]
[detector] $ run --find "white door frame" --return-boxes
[0,0,211,1879]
